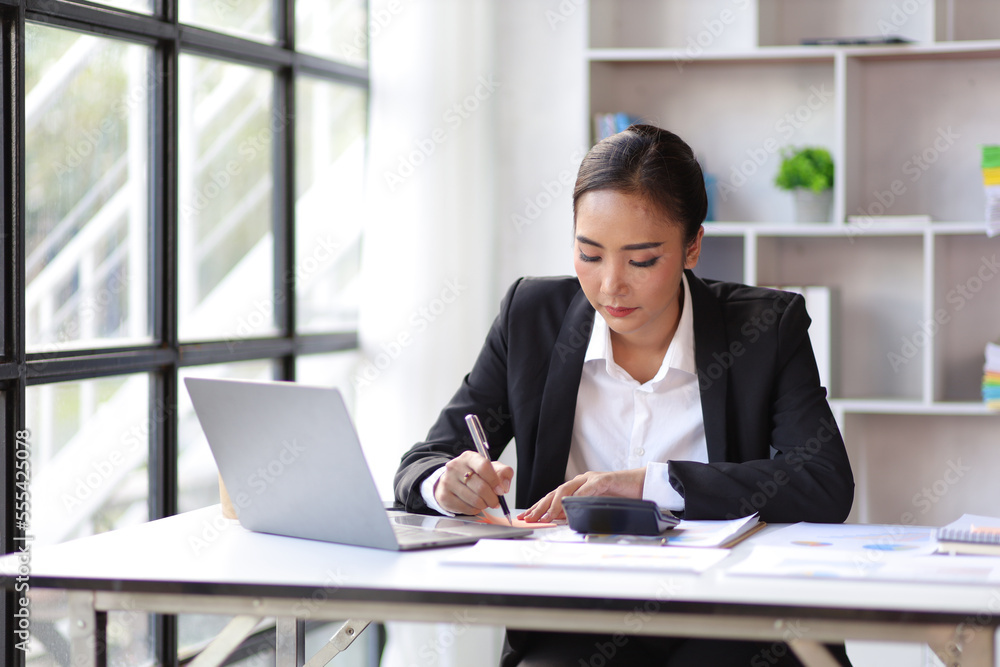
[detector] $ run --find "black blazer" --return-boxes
[394,271,854,523]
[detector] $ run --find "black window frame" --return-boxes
[0,1,367,663]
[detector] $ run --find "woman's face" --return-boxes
[573,189,702,349]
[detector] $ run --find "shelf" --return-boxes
[591,58,837,224]
[843,40,1000,60]
[703,221,997,236]
[587,46,838,64]
[844,411,1000,525]
[589,0,1000,51]
[758,0,935,46]
[844,54,1000,224]
[932,233,1000,402]
[587,41,1000,64]
[832,399,997,415]
[588,0,1000,531]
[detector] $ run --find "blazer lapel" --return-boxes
[688,271,729,463]
[527,289,593,503]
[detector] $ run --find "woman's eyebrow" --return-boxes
[575,235,663,251]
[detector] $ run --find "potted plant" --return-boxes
[774,146,834,223]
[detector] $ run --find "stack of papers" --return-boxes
[984,145,1000,237]
[937,513,1000,556]
[443,540,730,573]
[727,522,1000,584]
[442,515,761,573]
[537,514,762,549]
[984,341,1000,410]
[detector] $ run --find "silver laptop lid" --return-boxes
[185,377,400,549]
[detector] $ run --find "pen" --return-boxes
[464,413,513,526]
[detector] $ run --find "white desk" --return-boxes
[2,506,998,666]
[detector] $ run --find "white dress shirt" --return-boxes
[421,273,707,514]
[566,272,707,511]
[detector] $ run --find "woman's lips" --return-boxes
[605,306,637,318]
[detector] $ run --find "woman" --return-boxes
[394,124,854,666]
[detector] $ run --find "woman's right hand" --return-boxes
[433,450,513,516]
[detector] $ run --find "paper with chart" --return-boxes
[727,545,1000,583]
[745,522,939,555]
[726,522,1000,583]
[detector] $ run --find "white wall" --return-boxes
[358,0,586,498]
[492,0,587,290]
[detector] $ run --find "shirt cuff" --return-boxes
[642,461,685,512]
[420,466,456,517]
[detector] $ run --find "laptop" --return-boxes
[184,377,532,550]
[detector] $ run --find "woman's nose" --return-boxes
[601,265,627,296]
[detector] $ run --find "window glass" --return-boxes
[295,350,361,412]
[296,0,369,65]
[178,56,276,342]
[25,25,152,353]
[26,374,150,546]
[180,0,276,44]
[295,77,366,333]
[24,373,155,665]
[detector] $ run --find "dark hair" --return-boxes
[573,124,707,246]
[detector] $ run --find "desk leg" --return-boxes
[190,615,261,667]
[276,617,305,667]
[303,619,371,667]
[927,623,996,667]
[68,591,106,667]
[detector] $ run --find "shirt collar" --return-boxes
[584,272,697,382]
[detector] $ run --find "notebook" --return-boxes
[184,377,532,550]
[936,513,1000,557]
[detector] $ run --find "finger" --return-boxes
[456,466,499,508]
[492,462,514,494]
[546,477,590,520]
[440,481,486,516]
[452,451,501,497]
[467,456,505,496]
[437,460,490,514]
[546,491,570,521]
[521,494,554,523]
[462,469,501,509]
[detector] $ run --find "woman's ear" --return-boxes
[684,226,705,269]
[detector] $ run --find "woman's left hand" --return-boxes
[518,468,646,523]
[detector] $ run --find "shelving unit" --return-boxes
[587,0,1000,525]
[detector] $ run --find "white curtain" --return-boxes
[358,1,586,664]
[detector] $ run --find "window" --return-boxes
[26,25,152,352]
[2,2,367,664]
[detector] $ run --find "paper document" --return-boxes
[536,514,761,549]
[443,539,731,573]
[748,522,938,555]
[728,545,1000,584]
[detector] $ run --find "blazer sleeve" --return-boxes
[392,280,520,513]
[669,293,855,523]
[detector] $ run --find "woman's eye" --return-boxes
[630,257,659,268]
[578,251,600,263]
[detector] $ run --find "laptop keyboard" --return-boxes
[392,524,467,543]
